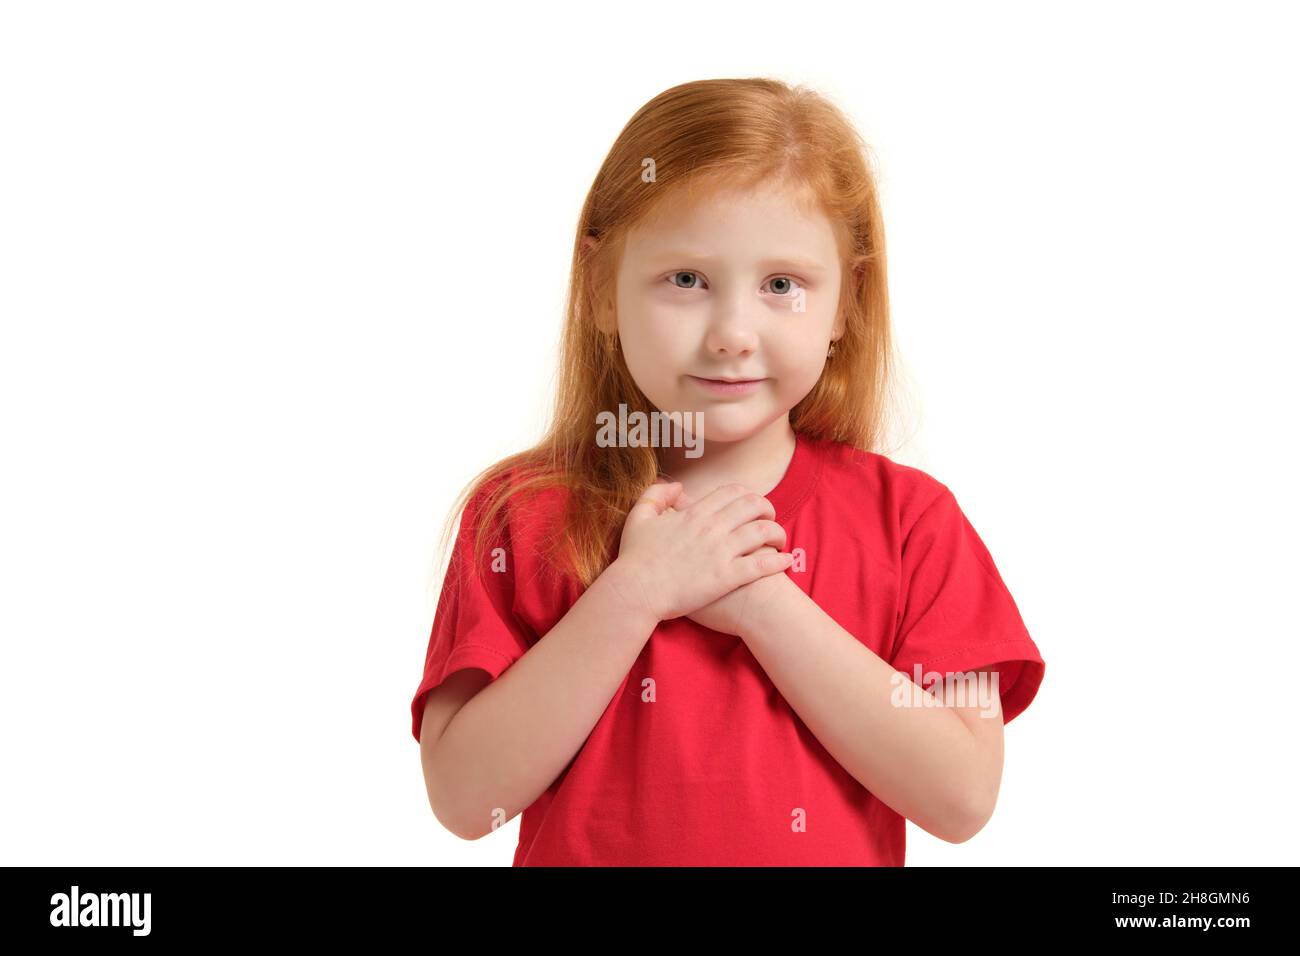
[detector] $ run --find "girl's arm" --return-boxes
[419,556,658,841]
[737,574,1005,844]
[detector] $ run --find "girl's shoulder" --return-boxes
[452,465,579,605]
[811,437,951,520]
[463,464,571,546]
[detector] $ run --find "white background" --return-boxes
[2,0,1296,866]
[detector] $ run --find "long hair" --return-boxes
[436,77,908,591]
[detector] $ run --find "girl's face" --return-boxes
[612,177,844,444]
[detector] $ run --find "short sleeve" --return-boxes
[889,488,1045,725]
[409,486,535,743]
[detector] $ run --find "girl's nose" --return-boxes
[705,297,760,356]
[705,323,758,357]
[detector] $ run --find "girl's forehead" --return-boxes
[662,175,818,215]
[635,178,828,238]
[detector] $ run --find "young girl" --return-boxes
[411,77,1045,866]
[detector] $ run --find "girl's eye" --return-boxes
[666,272,804,294]
[766,275,802,296]
[669,271,706,290]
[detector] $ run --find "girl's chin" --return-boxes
[689,415,772,442]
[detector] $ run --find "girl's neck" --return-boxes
[657,418,798,502]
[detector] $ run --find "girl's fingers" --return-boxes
[633,481,682,516]
[754,550,794,574]
[715,490,776,530]
[680,483,754,517]
[731,519,787,555]
[730,548,793,588]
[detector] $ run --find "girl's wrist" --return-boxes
[739,571,800,643]
[600,556,664,630]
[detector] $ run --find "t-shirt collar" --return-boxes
[765,429,823,521]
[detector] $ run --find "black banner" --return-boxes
[5,865,1286,942]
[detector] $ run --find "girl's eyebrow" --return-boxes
[645,250,829,276]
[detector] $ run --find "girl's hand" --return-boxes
[686,542,793,638]
[658,486,793,638]
[610,480,793,624]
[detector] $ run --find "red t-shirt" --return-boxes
[410,432,1045,865]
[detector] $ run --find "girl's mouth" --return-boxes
[687,375,766,396]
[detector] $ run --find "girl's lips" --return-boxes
[687,375,766,395]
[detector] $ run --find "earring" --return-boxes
[827,342,837,358]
